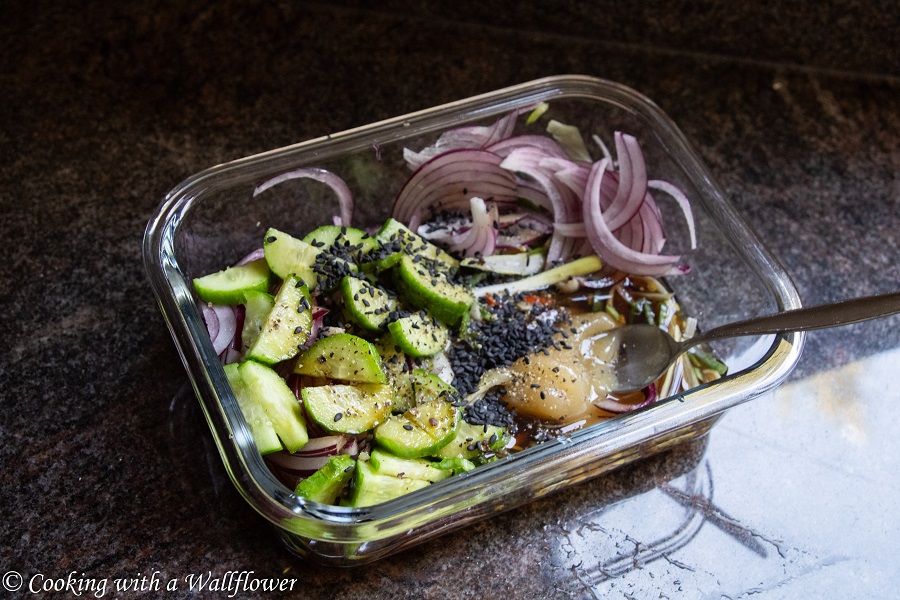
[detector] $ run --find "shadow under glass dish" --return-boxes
[143,75,803,565]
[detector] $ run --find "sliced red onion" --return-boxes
[500,147,583,265]
[448,197,499,257]
[486,134,568,159]
[403,110,520,169]
[308,305,328,344]
[603,133,648,232]
[201,304,237,355]
[253,167,354,227]
[648,179,697,249]
[583,159,686,276]
[235,248,266,266]
[593,384,658,413]
[265,436,360,481]
[200,304,220,346]
[393,149,517,225]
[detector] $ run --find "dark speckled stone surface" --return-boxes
[2,2,898,598]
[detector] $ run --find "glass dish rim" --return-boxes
[143,74,804,542]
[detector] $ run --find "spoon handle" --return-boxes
[696,291,900,344]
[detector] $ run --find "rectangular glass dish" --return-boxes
[143,75,803,566]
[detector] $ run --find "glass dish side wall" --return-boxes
[143,75,802,565]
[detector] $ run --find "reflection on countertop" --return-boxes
[1,1,897,598]
[541,345,900,598]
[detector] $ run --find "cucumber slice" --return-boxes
[341,276,399,331]
[240,291,275,353]
[368,448,451,483]
[410,369,457,404]
[303,225,378,261]
[294,454,356,504]
[433,421,509,460]
[373,336,415,413]
[223,363,282,455]
[432,457,477,475]
[302,384,393,434]
[387,312,449,358]
[349,459,430,507]
[193,259,271,305]
[294,333,387,384]
[375,218,458,268]
[239,360,309,453]
[262,228,319,286]
[245,275,312,364]
[374,398,459,459]
[395,254,473,325]
[263,227,359,292]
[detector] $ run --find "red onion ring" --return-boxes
[253,167,354,227]
[403,110,520,169]
[449,197,499,257]
[593,384,658,413]
[201,304,237,355]
[648,180,697,249]
[393,149,517,225]
[583,159,686,276]
[235,248,265,266]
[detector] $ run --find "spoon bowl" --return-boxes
[607,291,900,393]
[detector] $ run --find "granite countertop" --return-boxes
[2,2,898,598]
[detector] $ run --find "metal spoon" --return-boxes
[608,291,900,393]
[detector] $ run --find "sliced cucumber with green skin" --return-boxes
[223,363,282,455]
[303,225,378,259]
[294,454,356,504]
[341,276,399,331]
[302,383,393,434]
[433,421,509,460]
[375,218,458,268]
[395,254,473,326]
[432,457,477,474]
[374,398,459,459]
[368,448,451,483]
[294,333,387,383]
[349,459,430,507]
[262,228,320,286]
[193,259,271,305]
[240,291,275,353]
[245,275,312,364]
[239,360,308,453]
[410,369,457,404]
[388,312,449,358]
[373,336,415,413]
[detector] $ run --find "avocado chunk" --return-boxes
[295,454,356,504]
[193,258,271,306]
[294,333,387,384]
[245,274,313,364]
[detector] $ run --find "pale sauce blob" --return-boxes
[500,312,621,423]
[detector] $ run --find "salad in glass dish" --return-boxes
[190,105,726,508]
